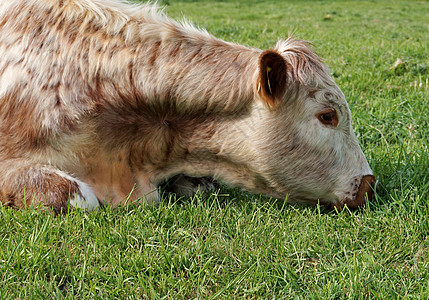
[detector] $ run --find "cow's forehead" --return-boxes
[303,82,345,103]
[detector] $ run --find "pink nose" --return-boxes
[332,175,377,211]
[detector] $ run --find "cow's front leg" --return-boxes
[0,159,99,213]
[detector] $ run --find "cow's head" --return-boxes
[251,38,375,210]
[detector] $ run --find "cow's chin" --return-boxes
[268,175,376,211]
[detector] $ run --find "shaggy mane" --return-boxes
[23,0,239,48]
[275,38,333,87]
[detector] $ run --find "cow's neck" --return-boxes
[130,37,261,114]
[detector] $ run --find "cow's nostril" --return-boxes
[368,176,378,194]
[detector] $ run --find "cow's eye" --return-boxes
[316,109,338,127]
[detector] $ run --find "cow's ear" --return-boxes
[257,50,287,109]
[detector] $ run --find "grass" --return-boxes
[1,0,429,298]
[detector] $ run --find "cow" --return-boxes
[0,0,376,213]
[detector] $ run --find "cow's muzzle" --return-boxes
[332,175,377,211]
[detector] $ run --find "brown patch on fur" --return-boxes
[169,41,182,58]
[0,161,80,214]
[308,89,318,99]
[81,150,142,206]
[0,91,48,154]
[0,61,10,78]
[149,41,161,66]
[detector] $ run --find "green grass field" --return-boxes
[1,0,428,298]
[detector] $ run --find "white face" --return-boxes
[253,81,373,207]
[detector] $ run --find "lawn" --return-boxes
[1,0,428,298]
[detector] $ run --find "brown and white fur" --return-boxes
[0,0,375,213]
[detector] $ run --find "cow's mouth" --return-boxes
[331,175,377,211]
